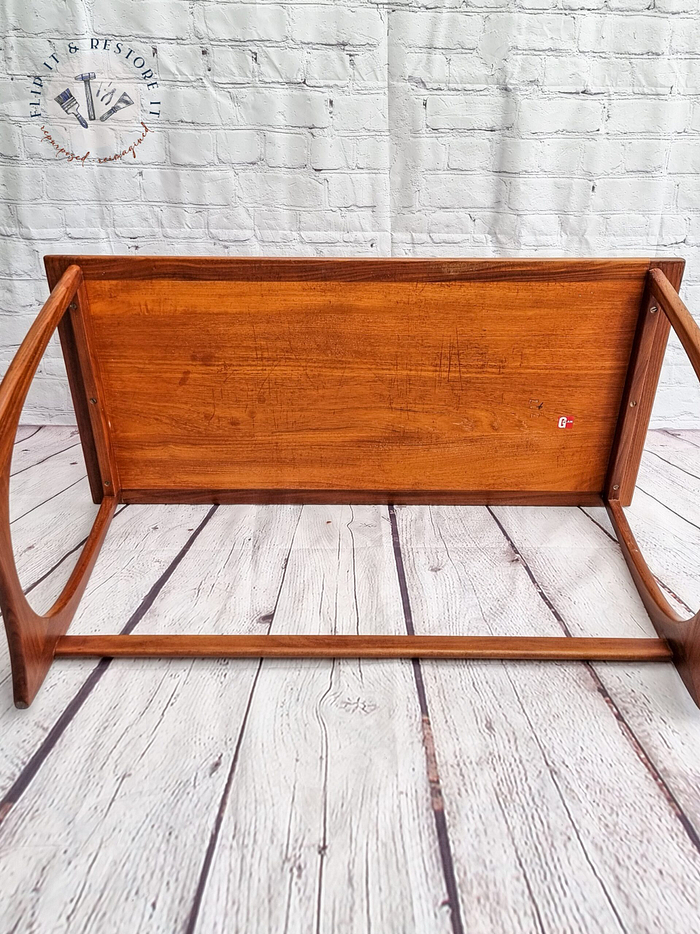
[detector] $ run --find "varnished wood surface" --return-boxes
[650,267,700,380]
[65,276,120,499]
[120,488,605,506]
[54,633,672,660]
[85,272,644,495]
[42,256,678,502]
[608,269,700,706]
[45,255,663,282]
[0,268,116,707]
[608,498,700,706]
[2,426,700,931]
[4,258,692,709]
[605,260,685,504]
[3,256,687,708]
[54,290,104,503]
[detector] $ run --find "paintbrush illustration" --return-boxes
[99,91,134,122]
[54,88,88,128]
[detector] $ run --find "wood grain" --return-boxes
[0,505,309,932]
[606,276,671,503]
[609,269,700,706]
[10,476,97,610]
[650,266,700,380]
[6,427,97,618]
[54,633,671,660]
[13,426,41,444]
[0,500,211,795]
[396,504,700,931]
[120,488,605,506]
[191,505,450,934]
[44,254,659,282]
[37,256,686,511]
[497,498,700,831]
[9,437,89,524]
[44,261,105,504]
[640,430,700,530]
[606,260,685,505]
[3,428,700,931]
[64,276,120,497]
[84,274,643,495]
[10,425,80,475]
[0,266,117,707]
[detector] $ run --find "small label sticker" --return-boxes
[558,416,574,429]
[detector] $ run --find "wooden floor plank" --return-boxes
[13,425,42,445]
[0,505,304,933]
[621,429,700,615]
[0,503,211,795]
[192,506,451,934]
[582,429,699,617]
[490,504,700,849]
[11,426,80,475]
[655,428,700,453]
[395,505,700,933]
[10,476,99,611]
[644,429,700,475]
[9,437,89,524]
[638,433,700,527]
[581,501,693,619]
[7,425,98,607]
[3,426,700,933]
[624,482,700,612]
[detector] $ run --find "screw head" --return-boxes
[104,480,111,487]
[650,305,658,314]
[630,400,637,407]
[69,302,77,311]
[613,484,620,491]
[89,397,97,404]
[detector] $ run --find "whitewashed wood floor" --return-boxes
[1,426,700,933]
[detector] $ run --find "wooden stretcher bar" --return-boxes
[53,634,672,661]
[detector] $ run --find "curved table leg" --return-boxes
[606,266,700,708]
[606,499,700,707]
[0,265,117,707]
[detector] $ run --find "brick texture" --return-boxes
[1,1,700,425]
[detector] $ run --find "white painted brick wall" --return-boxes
[1,1,700,427]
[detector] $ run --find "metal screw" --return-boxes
[650,305,658,314]
[612,484,620,491]
[69,303,77,311]
[104,480,111,487]
[630,400,637,407]
[89,397,97,404]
